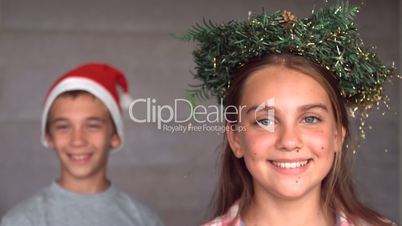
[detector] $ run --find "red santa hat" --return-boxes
[41,63,132,149]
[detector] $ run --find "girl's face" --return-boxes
[228,65,344,201]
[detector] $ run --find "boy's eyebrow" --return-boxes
[49,116,107,124]
[48,118,69,124]
[86,117,107,123]
[246,103,328,114]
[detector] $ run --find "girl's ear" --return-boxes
[226,124,244,158]
[334,126,346,153]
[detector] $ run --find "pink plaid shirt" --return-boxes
[202,202,351,226]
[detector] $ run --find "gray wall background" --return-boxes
[0,0,400,225]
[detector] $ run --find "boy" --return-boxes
[1,63,164,226]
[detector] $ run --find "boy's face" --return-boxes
[46,92,121,182]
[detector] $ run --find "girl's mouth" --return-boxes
[269,159,312,169]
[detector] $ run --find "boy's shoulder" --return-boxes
[112,188,164,225]
[1,184,164,226]
[1,186,50,226]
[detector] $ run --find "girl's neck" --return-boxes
[242,188,335,226]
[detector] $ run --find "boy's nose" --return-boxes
[71,128,87,147]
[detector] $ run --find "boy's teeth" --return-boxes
[271,160,308,169]
[71,154,90,160]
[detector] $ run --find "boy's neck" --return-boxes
[57,175,111,194]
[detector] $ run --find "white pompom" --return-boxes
[120,93,133,109]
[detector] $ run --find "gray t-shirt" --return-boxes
[1,182,164,226]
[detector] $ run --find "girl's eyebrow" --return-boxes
[246,103,328,115]
[299,103,328,112]
[246,105,274,115]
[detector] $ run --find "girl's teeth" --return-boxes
[271,160,308,169]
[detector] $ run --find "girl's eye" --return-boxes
[255,118,276,131]
[257,118,274,126]
[303,116,321,124]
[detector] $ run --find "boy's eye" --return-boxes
[53,124,70,131]
[303,116,320,124]
[87,124,100,129]
[86,121,103,129]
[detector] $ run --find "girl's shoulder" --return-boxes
[201,202,394,226]
[201,202,241,226]
[338,212,352,226]
[338,211,396,226]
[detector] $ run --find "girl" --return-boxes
[182,2,396,226]
[206,54,392,226]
